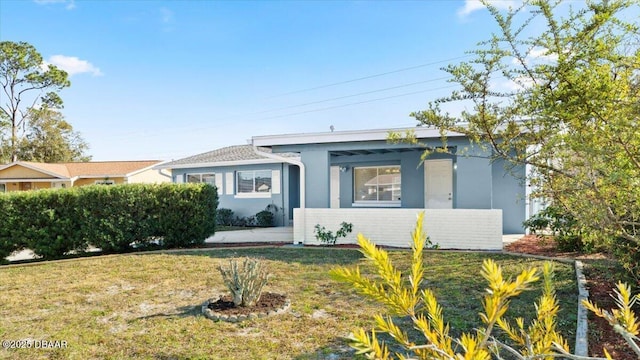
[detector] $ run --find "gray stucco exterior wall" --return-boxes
[172,163,296,226]
[301,149,330,208]
[272,137,526,234]
[455,146,493,209]
[491,157,526,234]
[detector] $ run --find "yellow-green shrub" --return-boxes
[330,212,640,359]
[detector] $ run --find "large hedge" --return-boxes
[0,183,217,262]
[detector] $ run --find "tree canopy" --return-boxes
[403,0,640,275]
[14,108,91,163]
[0,41,80,162]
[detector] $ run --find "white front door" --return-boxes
[424,159,453,209]
[330,166,340,208]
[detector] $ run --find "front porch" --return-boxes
[294,208,504,250]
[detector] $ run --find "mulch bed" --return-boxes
[207,292,288,316]
[505,235,634,359]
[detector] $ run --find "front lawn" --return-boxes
[0,248,577,359]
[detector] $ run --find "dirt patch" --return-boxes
[505,235,634,359]
[206,292,288,317]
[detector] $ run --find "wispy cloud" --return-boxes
[160,7,174,24]
[43,55,103,77]
[457,0,518,18]
[34,0,76,10]
[159,7,176,32]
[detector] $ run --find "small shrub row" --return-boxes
[0,183,218,262]
[216,206,276,227]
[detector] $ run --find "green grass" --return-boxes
[0,248,577,359]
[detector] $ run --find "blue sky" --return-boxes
[1,0,535,161]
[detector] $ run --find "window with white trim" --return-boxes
[236,170,271,197]
[0,184,5,192]
[353,166,401,205]
[186,173,215,185]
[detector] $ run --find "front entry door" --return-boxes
[424,159,453,209]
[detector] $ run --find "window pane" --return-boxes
[354,166,401,202]
[237,172,254,193]
[354,168,379,201]
[379,167,401,201]
[255,170,271,192]
[186,174,201,183]
[201,174,215,185]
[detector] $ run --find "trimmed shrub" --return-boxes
[0,194,18,263]
[216,208,234,226]
[156,183,217,248]
[255,210,274,227]
[0,183,218,261]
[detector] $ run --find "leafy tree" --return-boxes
[0,41,70,162]
[397,1,640,276]
[15,107,91,162]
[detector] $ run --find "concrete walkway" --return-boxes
[205,227,294,244]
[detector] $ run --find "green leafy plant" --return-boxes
[0,183,218,260]
[524,204,585,252]
[255,210,274,227]
[216,208,235,226]
[330,212,640,359]
[217,257,270,307]
[314,222,353,245]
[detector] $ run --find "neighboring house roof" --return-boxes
[0,160,164,180]
[64,161,162,178]
[157,145,299,169]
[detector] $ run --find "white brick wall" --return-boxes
[293,208,503,250]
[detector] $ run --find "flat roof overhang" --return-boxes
[252,126,464,147]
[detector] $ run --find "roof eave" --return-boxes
[252,127,465,147]
[0,161,68,179]
[156,157,299,170]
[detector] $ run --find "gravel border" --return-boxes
[201,294,291,323]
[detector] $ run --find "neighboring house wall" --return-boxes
[127,169,172,184]
[0,166,55,180]
[33,182,51,190]
[74,178,126,187]
[172,163,296,226]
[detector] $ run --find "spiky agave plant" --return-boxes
[218,257,269,307]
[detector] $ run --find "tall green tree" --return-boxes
[0,41,71,162]
[15,107,91,162]
[402,1,640,274]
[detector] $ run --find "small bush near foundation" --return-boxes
[255,210,274,227]
[314,222,353,245]
[216,208,235,226]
